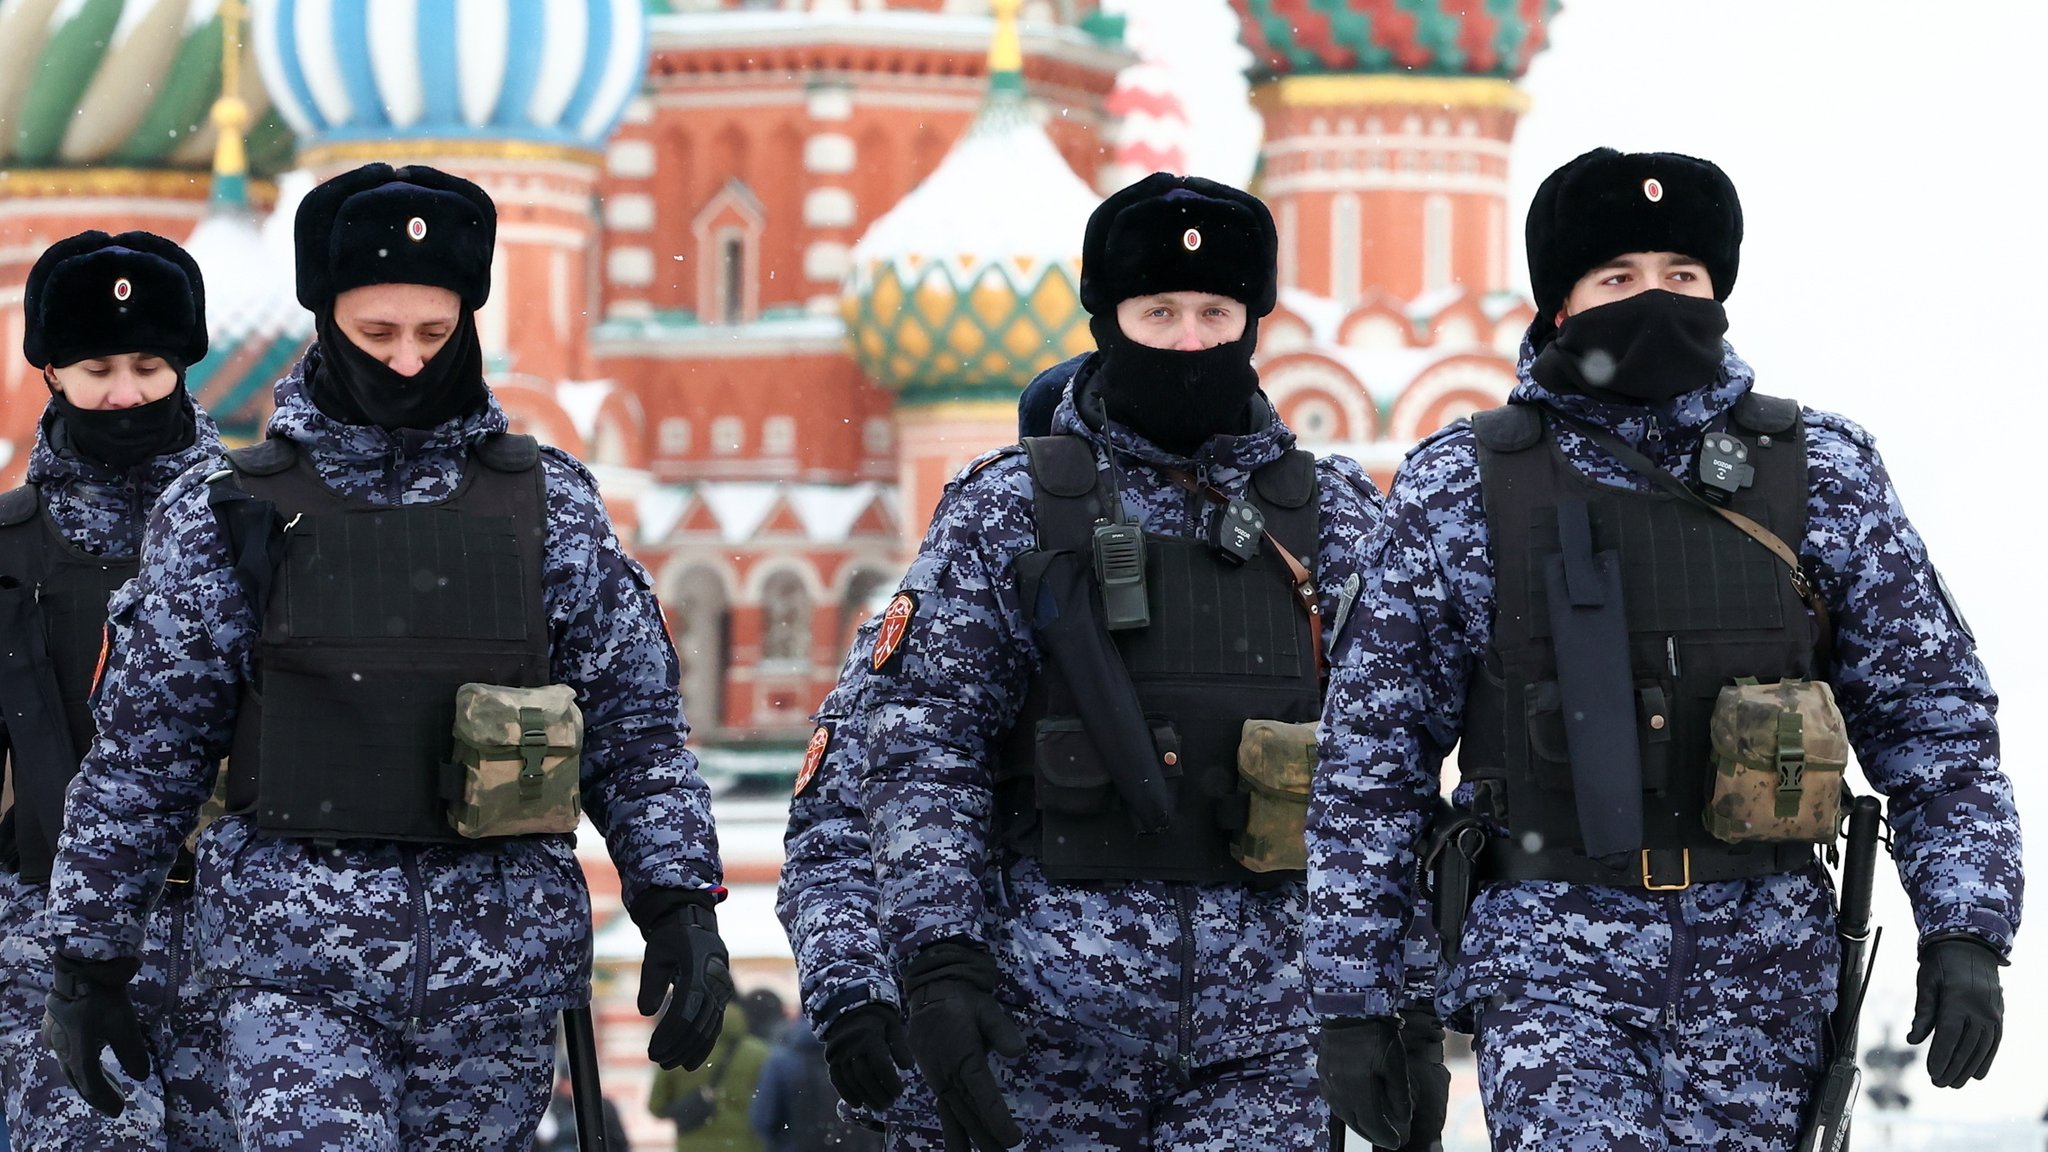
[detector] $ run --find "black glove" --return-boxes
[903,939,1025,1152]
[1906,935,2004,1088]
[1378,1009,1449,1152]
[1318,1016,1412,1149]
[629,888,734,1071]
[824,1001,913,1111]
[42,954,149,1118]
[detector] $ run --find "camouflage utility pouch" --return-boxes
[1232,719,1317,873]
[444,683,583,839]
[1705,678,1849,845]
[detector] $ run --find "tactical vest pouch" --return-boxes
[443,683,583,838]
[1232,719,1316,873]
[1033,719,1113,814]
[1705,678,1849,844]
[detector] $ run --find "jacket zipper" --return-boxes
[1175,883,1195,1076]
[1662,891,1691,1034]
[169,894,188,993]
[401,846,431,1024]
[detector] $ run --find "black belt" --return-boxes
[1478,839,1812,892]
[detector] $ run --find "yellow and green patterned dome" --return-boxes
[842,2,1100,407]
[0,0,293,175]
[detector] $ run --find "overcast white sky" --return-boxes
[1112,0,2048,1120]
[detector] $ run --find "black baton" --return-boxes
[1797,795,1886,1152]
[562,1006,608,1152]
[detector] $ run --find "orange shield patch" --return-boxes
[794,724,832,798]
[872,591,917,672]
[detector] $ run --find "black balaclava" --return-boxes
[48,375,198,471]
[309,309,488,431]
[1529,290,1728,405]
[1091,313,1262,456]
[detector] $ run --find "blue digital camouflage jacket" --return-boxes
[860,353,1387,1066]
[776,615,939,1132]
[45,357,722,1020]
[1307,339,2021,1029]
[1,394,220,982]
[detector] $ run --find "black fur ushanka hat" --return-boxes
[1527,147,1743,347]
[1081,173,1279,319]
[22,231,207,369]
[294,162,496,311]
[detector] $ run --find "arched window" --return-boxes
[838,568,892,655]
[1331,193,1362,304]
[670,568,730,733]
[760,571,813,664]
[1424,194,1453,291]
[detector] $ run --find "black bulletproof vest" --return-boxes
[997,435,1322,884]
[0,485,137,882]
[222,435,550,844]
[1463,395,1820,862]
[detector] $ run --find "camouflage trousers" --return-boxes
[0,888,235,1152]
[217,987,556,1150]
[1474,995,1826,1151]
[987,1017,1323,1151]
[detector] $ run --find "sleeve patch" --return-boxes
[871,591,918,673]
[794,723,832,798]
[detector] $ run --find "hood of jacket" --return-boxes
[26,390,222,556]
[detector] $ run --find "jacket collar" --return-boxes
[266,344,508,465]
[1509,334,1758,452]
[1042,351,1297,477]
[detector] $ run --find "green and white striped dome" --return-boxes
[0,0,293,172]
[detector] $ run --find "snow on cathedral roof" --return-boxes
[843,88,1100,405]
[851,99,1097,278]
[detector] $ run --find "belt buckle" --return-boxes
[1640,849,1691,891]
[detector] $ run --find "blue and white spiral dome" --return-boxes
[251,0,647,151]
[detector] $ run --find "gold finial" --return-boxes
[210,0,250,181]
[989,0,1024,80]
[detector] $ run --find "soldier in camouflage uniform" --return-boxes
[1309,148,2020,1150]
[860,174,1411,1152]
[40,165,733,1150]
[777,616,941,1150]
[0,231,235,1150]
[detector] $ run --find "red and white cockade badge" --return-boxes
[407,216,429,241]
[794,724,831,798]
[113,277,132,301]
[872,591,917,672]
[1182,227,1202,252]
[1642,178,1664,203]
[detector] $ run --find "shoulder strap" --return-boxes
[0,485,38,527]
[1470,404,1543,453]
[473,432,540,473]
[1021,435,1097,499]
[225,438,298,477]
[1730,391,1800,436]
[1251,449,1315,510]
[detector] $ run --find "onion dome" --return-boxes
[1098,55,1189,192]
[0,0,292,173]
[181,174,313,440]
[182,6,311,443]
[250,0,646,153]
[1228,0,1559,81]
[842,0,1099,406]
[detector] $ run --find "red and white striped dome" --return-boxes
[1097,55,1189,192]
